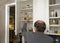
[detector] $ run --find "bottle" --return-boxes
[54,11,57,17]
[55,11,58,24]
[52,19,56,24]
[55,11,58,17]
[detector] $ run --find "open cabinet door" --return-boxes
[16,0,33,33]
[33,0,49,32]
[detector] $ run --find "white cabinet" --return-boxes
[49,0,60,34]
[33,0,49,32]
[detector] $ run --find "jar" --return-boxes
[52,19,56,24]
[58,20,60,24]
[50,9,55,17]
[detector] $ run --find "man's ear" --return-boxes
[44,29,47,33]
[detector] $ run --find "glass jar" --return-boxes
[50,8,55,17]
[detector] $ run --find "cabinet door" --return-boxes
[33,0,49,32]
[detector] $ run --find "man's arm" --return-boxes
[21,18,30,32]
[22,23,27,32]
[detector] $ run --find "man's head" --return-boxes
[34,20,46,32]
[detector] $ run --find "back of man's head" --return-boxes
[34,20,46,32]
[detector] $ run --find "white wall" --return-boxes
[33,0,49,32]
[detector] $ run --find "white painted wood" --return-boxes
[50,25,60,27]
[45,32,60,35]
[49,17,60,19]
[33,0,49,32]
[49,3,60,6]
[5,4,9,43]
[49,3,60,9]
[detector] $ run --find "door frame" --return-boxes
[5,2,17,43]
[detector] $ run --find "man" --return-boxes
[22,20,53,43]
[34,20,46,33]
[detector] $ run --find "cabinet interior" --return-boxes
[49,0,60,33]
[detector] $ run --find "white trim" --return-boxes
[14,0,17,35]
[6,3,16,7]
[5,4,9,43]
[5,2,17,43]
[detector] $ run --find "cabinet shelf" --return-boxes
[49,3,60,9]
[45,32,60,35]
[49,3,60,7]
[20,20,33,22]
[21,9,33,12]
[49,25,60,27]
[21,8,32,11]
[49,17,60,19]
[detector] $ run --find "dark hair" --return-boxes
[34,20,46,32]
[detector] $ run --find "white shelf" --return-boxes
[21,8,32,11]
[49,3,60,9]
[45,32,60,35]
[20,20,33,22]
[49,25,60,27]
[49,3,60,7]
[49,17,60,19]
[21,8,33,12]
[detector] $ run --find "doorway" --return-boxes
[5,3,16,43]
[9,5,15,43]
